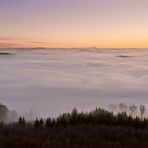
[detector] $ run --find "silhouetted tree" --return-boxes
[34,118,40,128]
[18,116,26,127]
[70,108,78,125]
[140,105,146,120]
[51,119,56,127]
[45,118,51,128]
[39,118,44,128]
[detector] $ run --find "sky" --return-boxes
[0,0,148,48]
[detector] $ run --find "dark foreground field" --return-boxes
[1,103,148,148]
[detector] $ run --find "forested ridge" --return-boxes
[1,103,148,148]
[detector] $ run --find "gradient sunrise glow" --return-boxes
[0,0,148,48]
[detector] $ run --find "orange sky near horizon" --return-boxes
[1,0,148,48]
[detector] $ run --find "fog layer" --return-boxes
[0,48,148,118]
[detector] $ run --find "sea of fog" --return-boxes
[0,48,148,118]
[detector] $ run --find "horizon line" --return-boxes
[0,47,148,49]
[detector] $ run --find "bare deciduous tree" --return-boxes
[108,104,117,112]
[129,104,138,117]
[140,105,146,120]
[118,103,128,112]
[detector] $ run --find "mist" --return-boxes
[0,48,148,118]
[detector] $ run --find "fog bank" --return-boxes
[0,48,148,118]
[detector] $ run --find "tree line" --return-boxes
[18,106,148,129]
[0,102,147,128]
[1,103,148,148]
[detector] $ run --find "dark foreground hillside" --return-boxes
[1,124,148,148]
[1,103,148,148]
